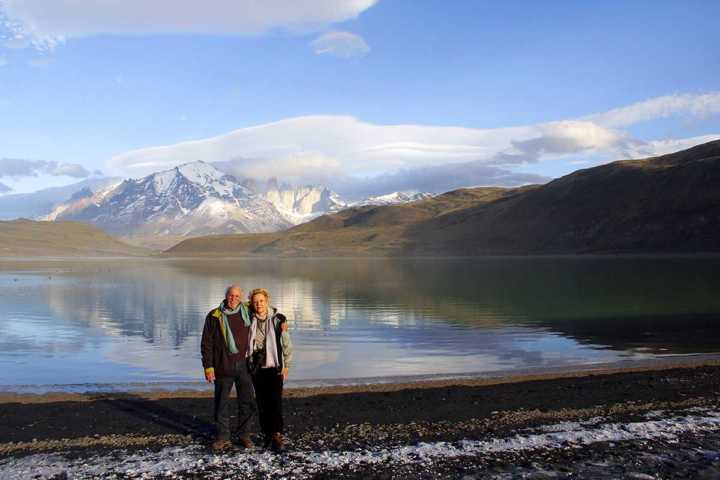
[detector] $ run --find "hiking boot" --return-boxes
[270,432,285,453]
[237,436,255,449]
[212,439,233,452]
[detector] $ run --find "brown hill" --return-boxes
[165,140,720,257]
[411,140,720,254]
[0,219,149,257]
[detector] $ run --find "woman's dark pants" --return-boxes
[252,367,284,436]
[213,360,255,440]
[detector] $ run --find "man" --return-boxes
[247,288,293,453]
[201,285,255,451]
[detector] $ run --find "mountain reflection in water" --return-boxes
[0,256,719,389]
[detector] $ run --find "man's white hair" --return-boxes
[225,284,243,296]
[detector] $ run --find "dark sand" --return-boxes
[3,360,720,478]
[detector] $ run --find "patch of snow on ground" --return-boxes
[537,416,607,432]
[2,409,720,479]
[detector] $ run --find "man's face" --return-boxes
[226,288,242,310]
[252,293,268,317]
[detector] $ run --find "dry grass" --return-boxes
[0,219,149,257]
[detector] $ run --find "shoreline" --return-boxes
[3,355,720,404]
[3,251,720,262]
[3,361,720,477]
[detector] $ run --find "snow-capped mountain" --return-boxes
[264,183,346,223]
[45,162,292,236]
[350,191,434,207]
[44,162,436,240]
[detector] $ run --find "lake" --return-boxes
[1,256,719,392]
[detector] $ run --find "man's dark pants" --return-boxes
[213,360,255,440]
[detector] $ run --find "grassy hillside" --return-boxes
[0,219,149,257]
[165,140,720,257]
[410,140,720,254]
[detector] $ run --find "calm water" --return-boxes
[1,256,719,391]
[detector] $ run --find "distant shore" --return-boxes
[3,360,720,478]
[4,251,720,261]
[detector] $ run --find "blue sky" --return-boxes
[0,0,719,196]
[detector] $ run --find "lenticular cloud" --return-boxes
[311,31,370,58]
[0,0,378,47]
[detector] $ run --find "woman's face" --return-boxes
[252,293,268,317]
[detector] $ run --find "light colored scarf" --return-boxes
[248,309,279,368]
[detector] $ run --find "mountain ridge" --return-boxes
[164,140,720,256]
[0,177,122,220]
[43,161,435,243]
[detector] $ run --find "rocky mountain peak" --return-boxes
[176,160,227,184]
[142,161,244,199]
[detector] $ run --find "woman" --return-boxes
[247,288,293,452]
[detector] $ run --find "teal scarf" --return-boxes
[219,301,250,354]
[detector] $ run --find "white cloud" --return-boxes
[48,163,92,178]
[310,31,369,58]
[109,118,628,181]
[493,121,627,165]
[586,92,720,128]
[331,161,549,199]
[0,181,11,193]
[0,0,379,47]
[621,134,720,159]
[109,92,720,188]
[536,121,625,151]
[110,115,535,179]
[0,158,91,178]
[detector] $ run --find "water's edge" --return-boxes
[3,353,720,395]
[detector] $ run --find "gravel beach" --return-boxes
[3,361,720,479]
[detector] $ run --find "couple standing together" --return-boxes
[201,285,293,453]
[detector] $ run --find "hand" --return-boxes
[205,369,215,383]
[280,367,289,381]
[277,314,289,332]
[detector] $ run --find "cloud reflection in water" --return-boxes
[1,256,719,388]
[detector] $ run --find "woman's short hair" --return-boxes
[249,288,271,302]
